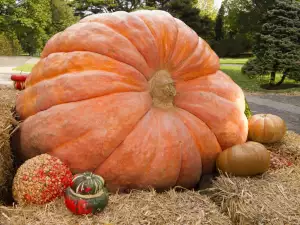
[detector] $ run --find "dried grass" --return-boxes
[208,132,300,225]
[0,88,17,203]
[209,166,300,225]
[0,189,232,225]
[264,131,300,164]
[208,131,300,225]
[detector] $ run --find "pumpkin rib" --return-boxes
[269,115,286,142]
[178,89,244,112]
[171,39,219,81]
[18,92,152,168]
[132,10,179,69]
[17,89,149,120]
[162,16,178,71]
[170,38,203,79]
[174,108,222,174]
[94,109,175,191]
[175,91,248,149]
[173,104,214,147]
[248,117,264,142]
[167,18,199,72]
[41,22,151,77]
[166,109,202,188]
[263,117,274,141]
[173,113,202,187]
[79,11,161,77]
[92,108,155,183]
[78,12,159,80]
[95,108,202,191]
[49,129,94,167]
[77,21,151,80]
[18,70,148,119]
[169,35,200,74]
[26,51,147,88]
[175,70,244,103]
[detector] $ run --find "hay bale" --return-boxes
[208,131,300,224]
[264,131,300,164]
[0,189,232,225]
[0,88,17,203]
[209,165,300,225]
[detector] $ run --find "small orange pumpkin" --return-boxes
[14,10,248,192]
[248,114,286,143]
[216,141,270,176]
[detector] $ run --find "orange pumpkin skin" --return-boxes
[248,114,286,143]
[15,10,248,192]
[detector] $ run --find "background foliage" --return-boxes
[242,0,300,84]
[0,0,299,85]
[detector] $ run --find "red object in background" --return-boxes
[11,74,28,90]
[14,81,25,90]
[11,74,27,82]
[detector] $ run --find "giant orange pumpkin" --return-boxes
[15,10,248,192]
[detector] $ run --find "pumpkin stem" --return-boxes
[149,70,176,109]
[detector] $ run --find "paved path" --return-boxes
[246,93,300,133]
[0,56,37,87]
[0,56,39,67]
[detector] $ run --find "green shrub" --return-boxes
[244,99,252,119]
[0,33,23,56]
[211,34,251,58]
[242,58,269,77]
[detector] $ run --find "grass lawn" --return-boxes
[220,58,251,65]
[221,65,300,93]
[13,63,35,72]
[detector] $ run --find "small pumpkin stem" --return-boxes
[149,70,176,109]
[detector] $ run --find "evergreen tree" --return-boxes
[242,0,300,85]
[215,3,224,41]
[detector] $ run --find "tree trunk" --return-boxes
[269,71,276,86]
[275,70,288,86]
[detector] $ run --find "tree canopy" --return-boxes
[242,0,300,85]
[0,0,299,71]
[196,0,217,18]
[0,0,78,55]
[215,3,224,41]
[70,0,214,39]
